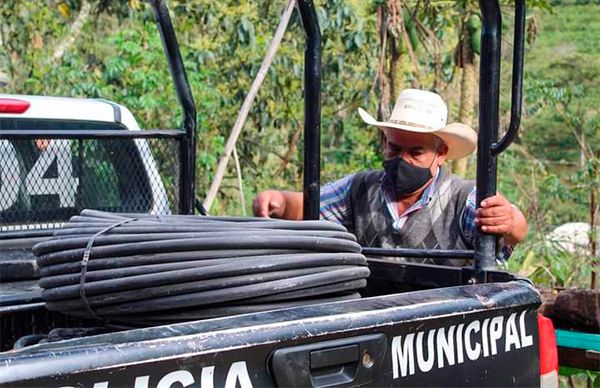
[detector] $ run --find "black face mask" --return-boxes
[383,157,433,197]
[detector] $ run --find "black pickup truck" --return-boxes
[0,0,558,387]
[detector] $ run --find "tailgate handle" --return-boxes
[311,344,358,369]
[310,344,359,386]
[270,334,387,387]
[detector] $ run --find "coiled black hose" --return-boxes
[124,293,362,325]
[34,210,369,324]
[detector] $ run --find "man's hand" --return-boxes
[252,190,304,220]
[475,194,513,234]
[475,193,527,244]
[253,190,286,218]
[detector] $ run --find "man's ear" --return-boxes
[380,131,387,153]
[436,143,449,165]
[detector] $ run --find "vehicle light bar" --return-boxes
[0,98,31,114]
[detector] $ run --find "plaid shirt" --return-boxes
[320,169,513,261]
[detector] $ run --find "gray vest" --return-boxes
[348,168,474,266]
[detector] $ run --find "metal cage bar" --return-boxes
[492,0,526,156]
[297,0,322,221]
[474,0,526,279]
[474,0,503,275]
[0,130,185,140]
[362,247,474,260]
[150,0,197,215]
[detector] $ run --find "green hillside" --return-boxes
[522,2,600,163]
[502,2,599,289]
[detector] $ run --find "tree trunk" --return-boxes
[378,0,408,121]
[53,1,92,61]
[554,288,600,332]
[376,4,392,121]
[452,21,476,176]
[275,125,302,175]
[203,0,296,212]
[390,35,403,101]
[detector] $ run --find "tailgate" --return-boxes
[0,281,540,387]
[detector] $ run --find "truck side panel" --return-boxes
[0,282,540,387]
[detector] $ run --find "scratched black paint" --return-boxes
[0,282,540,387]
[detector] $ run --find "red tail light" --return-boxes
[0,98,30,114]
[538,314,559,387]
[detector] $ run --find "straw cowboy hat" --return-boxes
[358,89,477,160]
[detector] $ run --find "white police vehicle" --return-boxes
[0,94,170,233]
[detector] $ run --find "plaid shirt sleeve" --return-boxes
[461,187,514,262]
[319,174,355,230]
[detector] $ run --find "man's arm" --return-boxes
[252,190,303,220]
[475,194,528,245]
[253,174,356,224]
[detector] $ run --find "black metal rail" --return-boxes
[297,0,322,221]
[362,247,474,260]
[474,0,503,273]
[0,130,185,140]
[474,0,526,277]
[367,259,520,288]
[492,0,526,156]
[150,0,197,215]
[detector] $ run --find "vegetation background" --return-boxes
[1,0,598,288]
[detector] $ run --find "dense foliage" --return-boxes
[0,0,597,288]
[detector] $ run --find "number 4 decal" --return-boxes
[0,140,20,211]
[25,140,79,207]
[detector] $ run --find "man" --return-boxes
[253,89,527,263]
